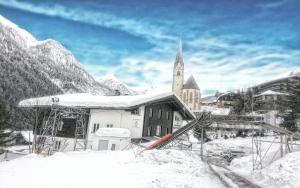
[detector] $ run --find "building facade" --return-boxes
[19,92,195,153]
[172,39,201,111]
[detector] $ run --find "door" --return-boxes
[98,140,109,150]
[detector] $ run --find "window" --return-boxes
[107,124,113,128]
[158,109,162,119]
[131,108,140,115]
[55,141,61,151]
[175,116,180,121]
[149,108,153,117]
[177,71,180,76]
[166,112,170,120]
[194,93,198,103]
[111,144,116,151]
[189,92,193,103]
[58,121,63,131]
[93,123,100,133]
[183,92,187,102]
[156,125,161,136]
[147,127,151,136]
[166,127,169,134]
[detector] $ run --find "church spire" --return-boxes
[174,38,183,65]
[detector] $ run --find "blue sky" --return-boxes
[0,0,300,96]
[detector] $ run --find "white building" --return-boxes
[19,92,195,152]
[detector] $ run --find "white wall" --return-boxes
[87,106,145,140]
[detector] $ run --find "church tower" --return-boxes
[172,39,184,97]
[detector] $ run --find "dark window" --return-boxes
[177,71,180,76]
[111,144,116,151]
[166,112,170,120]
[93,123,100,133]
[149,108,153,117]
[55,141,61,151]
[147,127,151,136]
[166,127,169,134]
[158,109,162,119]
[93,124,97,133]
[107,124,113,128]
[189,92,193,103]
[58,122,63,131]
[156,125,161,136]
[131,108,140,115]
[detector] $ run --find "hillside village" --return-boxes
[0,10,300,188]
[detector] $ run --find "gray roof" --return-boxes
[183,75,200,90]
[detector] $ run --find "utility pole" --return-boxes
[200,124,204,161]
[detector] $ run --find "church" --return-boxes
[172,39,201,111]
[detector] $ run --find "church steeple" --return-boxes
[174,38,183,66]
[172,38,184,97]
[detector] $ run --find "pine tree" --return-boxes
[0,98,14,151]
[278,79,300,132]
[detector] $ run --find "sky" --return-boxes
[0,0,300,96]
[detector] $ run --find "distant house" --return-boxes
[250,72,300,95]
[19,92,194,152]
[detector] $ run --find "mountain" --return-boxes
[0,15,115,129]
[97,75,134,95]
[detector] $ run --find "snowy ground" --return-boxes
[0,149,224,188]
[203,136,300,188]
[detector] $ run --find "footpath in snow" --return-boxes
[0,149,224,188]
[204,137,300,188]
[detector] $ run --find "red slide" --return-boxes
[143,134,173,151]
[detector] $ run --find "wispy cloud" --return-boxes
[0,0,174,42]
[1,0,299,96]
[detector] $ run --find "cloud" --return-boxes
[0,0,175,43]
[2,0,300,97]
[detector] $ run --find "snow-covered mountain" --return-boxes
[0,15,115,128]
[0,15,114,95]
[97,75,134,95]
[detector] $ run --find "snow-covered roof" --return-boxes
[255,90,289,97]
[201,96,217,104]
[198,106,231,115]
[250,71,300,89]
[95,128,130,138]
[18,92,195,119]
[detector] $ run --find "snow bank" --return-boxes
[20,131,33,142]
[204,137,254,156]
[0,150,224,188]
[257,151,300,188]
[95,128,130,138]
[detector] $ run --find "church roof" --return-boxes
[174,39,183,66]
[183,75,200,90]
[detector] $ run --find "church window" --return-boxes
[177,71,180,76]
[195,92,198,103]
[183,92,186,102]
[189,92,193,103]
